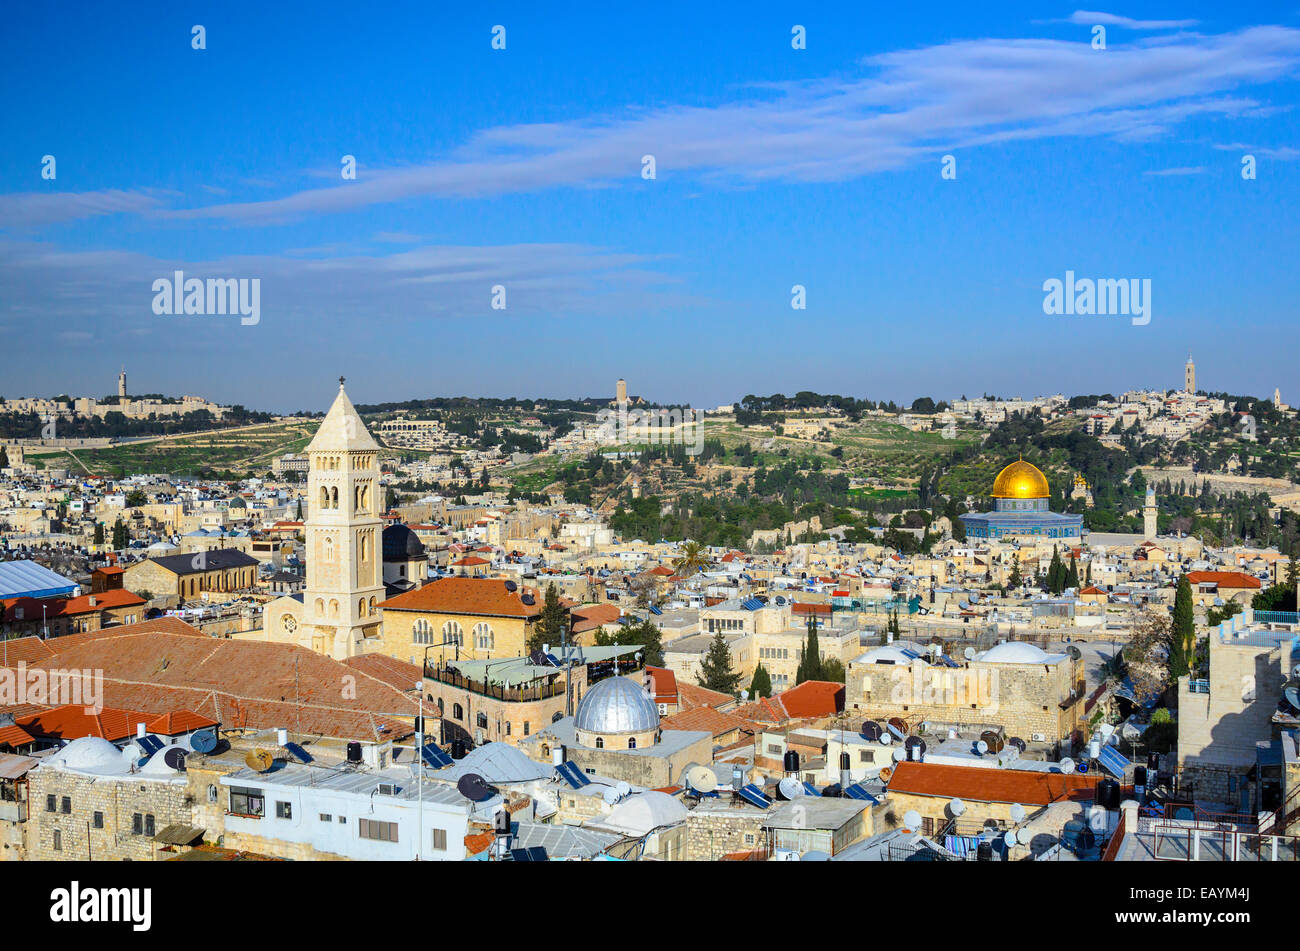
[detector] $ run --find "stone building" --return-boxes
[122,547,258,601]
[25,737,198,861]
[846,640,1086,751]
[1177,607,1295,811]
[377,576,546,666]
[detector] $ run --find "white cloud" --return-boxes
[1066,10,1199,30]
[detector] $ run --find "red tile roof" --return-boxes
[643,666,678,704]
[887,761,1101,805]
[2,588,146,623]
[378,577,542,619]
[571,603,620,635]
[676,682,735,712]
[1187,571,1261,589]
[0,724,36,748]
[661,706,760,738]
[775,680,844,718]
[792,602,832,616]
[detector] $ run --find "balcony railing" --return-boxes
[423,665,567,703]
[1187,678,1210,694]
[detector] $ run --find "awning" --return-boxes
[154,824,205,846]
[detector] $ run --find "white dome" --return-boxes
[599,791,687,835]
[575,677,659,735]
[853,640,928,666]
[50,737,131,774]
[978,642,1052,664]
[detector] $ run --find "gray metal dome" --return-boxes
[574,676,659,735]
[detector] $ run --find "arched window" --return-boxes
[476,712,488,729]
[441,621,463,646]
[207,784,218,803]
[472,622,494,651]
[329,599,339,619]
[359,599,367,617]
[595,737,604,749]
[452,703,463,720]
[368,597,376,614]
[324,536,334,562]
[319,486,329,508]
[360,533,369,561]
[413,619,433,644]
[628,737,637,749]
[330,486,339,508]
[315,598,324,615]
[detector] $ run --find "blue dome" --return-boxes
[575,677,659,735]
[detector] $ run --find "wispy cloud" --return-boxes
[143,25,1300,225]
[1066,10,1199,30]
[1144,165,1207,175]
[0,189,166,229]
[1213,141,1300,159]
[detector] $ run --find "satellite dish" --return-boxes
[905,736,927,760]
[879,767,893,783]
[191,729,218,754]
[980,731,1005,754]
[1010,803,1027,823]
[1003,829,1019,847]
[1284,686,1300,713]
[975,740,989,755]
[686,765,717,794]
[163,748,188,771]
[902,810,922,830]
[879,732,892,746]
[892,748,906,762]
[1088,808,1107,832]
[1059,757,1076,775]
[602,786,622,805]
[504,580,517,592]
[244,749,274,772]
[948,798,967,817]
[964,647,976,660]
[1007,736,1027,755]
[777,777,805,800]
[801,850,831,862]
[860,720,883,742]
[456,773,497,803]
[615,781,632,798]
[887,717,908,736]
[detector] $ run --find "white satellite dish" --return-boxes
[615,781,632,798]
[1003,829,1018,847]
[975,740,989,755]
[949,798,967,817]
[1009,803,1026,823]
[778,776,805,800]
[879,732,892,745]
[892,748,906,763]
[601,785,621,805]
[1088,808,1107,832]
[686,765,717,794]
[903,810,922,830]
[1059,758,1076,775]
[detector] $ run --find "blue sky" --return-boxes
[1,2,1298,412]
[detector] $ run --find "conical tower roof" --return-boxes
[306,377,379,452]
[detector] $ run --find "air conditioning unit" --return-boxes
[376,783,399,796]
[1031,733,1047,743]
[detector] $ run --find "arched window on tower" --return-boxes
[330,486,339,509]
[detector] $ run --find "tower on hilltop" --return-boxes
[118,367,127,400]
[1184,355,1195,394]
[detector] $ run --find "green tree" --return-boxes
[821,657,846,683]
[697,632,742,695]
[124,489,147,508]
[1008,556,1023,589]
[1065,552,1080,590]
[1047,546,1065,594]
[1170,574,1195,679]
[593,617,665,668]
[796,614,824,684]
[528,583,568,653]
[671,540,709,577]
[93,522,105,545]
[111,518,128,550]
[748,663,772,699]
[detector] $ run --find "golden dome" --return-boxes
[992,460,1050,499]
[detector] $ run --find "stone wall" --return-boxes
[685,807,767,860]
[26,769,192,861]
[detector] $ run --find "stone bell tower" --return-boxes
[302,377,385,658]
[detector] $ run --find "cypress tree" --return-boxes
[797,613,824,684]
[1065,552,1079,590]
[1170,574,1195,678]
[698,632,742,695]
[749,663,772,699]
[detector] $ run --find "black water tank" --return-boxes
[1096,779,1121,810]
[976,840,993,862]
[346,741,362,763]
[1133,765,1147,788]
[783,750,800,773]
[451,738,468,760]
[1147,751,1160,773]
[413,716,425,736]
[839,751,851,772]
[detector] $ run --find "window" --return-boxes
[144,814,155,837]
[276,801,293,820]
[476,712,488,730]
[628,737,637,749]
[523,722,530,736]
[61,796,71,814]
[472,622,495,651]
[338,815,346,824]
[93,811,104,829]
[431,828,448,851]
[132,813,142,835]
[359,818,399,842]
[452,703,463,720]
[320,813,332,822]
[229,786,265,817]
[207,784,218,803]
[595,737,604,749]
[413,619,433,644]
[45,794,55,813]
[442,621,463,646]
[53,830,61,852]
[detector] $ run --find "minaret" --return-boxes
[1184,355,1195,394]
[302,377,385,658]
[1143,485,1158,541]
[118,367,127,401]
